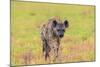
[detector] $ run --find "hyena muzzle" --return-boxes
[40,17,69,62]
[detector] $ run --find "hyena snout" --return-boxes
[59,34,64,38]
[57,29,65,38]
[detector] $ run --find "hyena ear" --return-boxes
[52,20,57,27]
[64,20,69,28]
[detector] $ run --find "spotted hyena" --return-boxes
[41,16,69,62]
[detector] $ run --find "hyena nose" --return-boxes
[59,35,64,38]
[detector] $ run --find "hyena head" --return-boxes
[52,20,69,38]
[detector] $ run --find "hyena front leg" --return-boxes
[53,40,60,63]
[53,46,59,62]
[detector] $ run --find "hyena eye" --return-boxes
[62,29,65,32]
[57,29,60,31]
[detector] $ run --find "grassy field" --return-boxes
[11,1,95,66]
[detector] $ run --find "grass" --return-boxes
[11,1,95,66]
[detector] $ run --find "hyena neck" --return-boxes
[52,32,60,42]
[47,25,60,41]
[49,36,60,44]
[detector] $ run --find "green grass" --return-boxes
[11,1,95,66]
